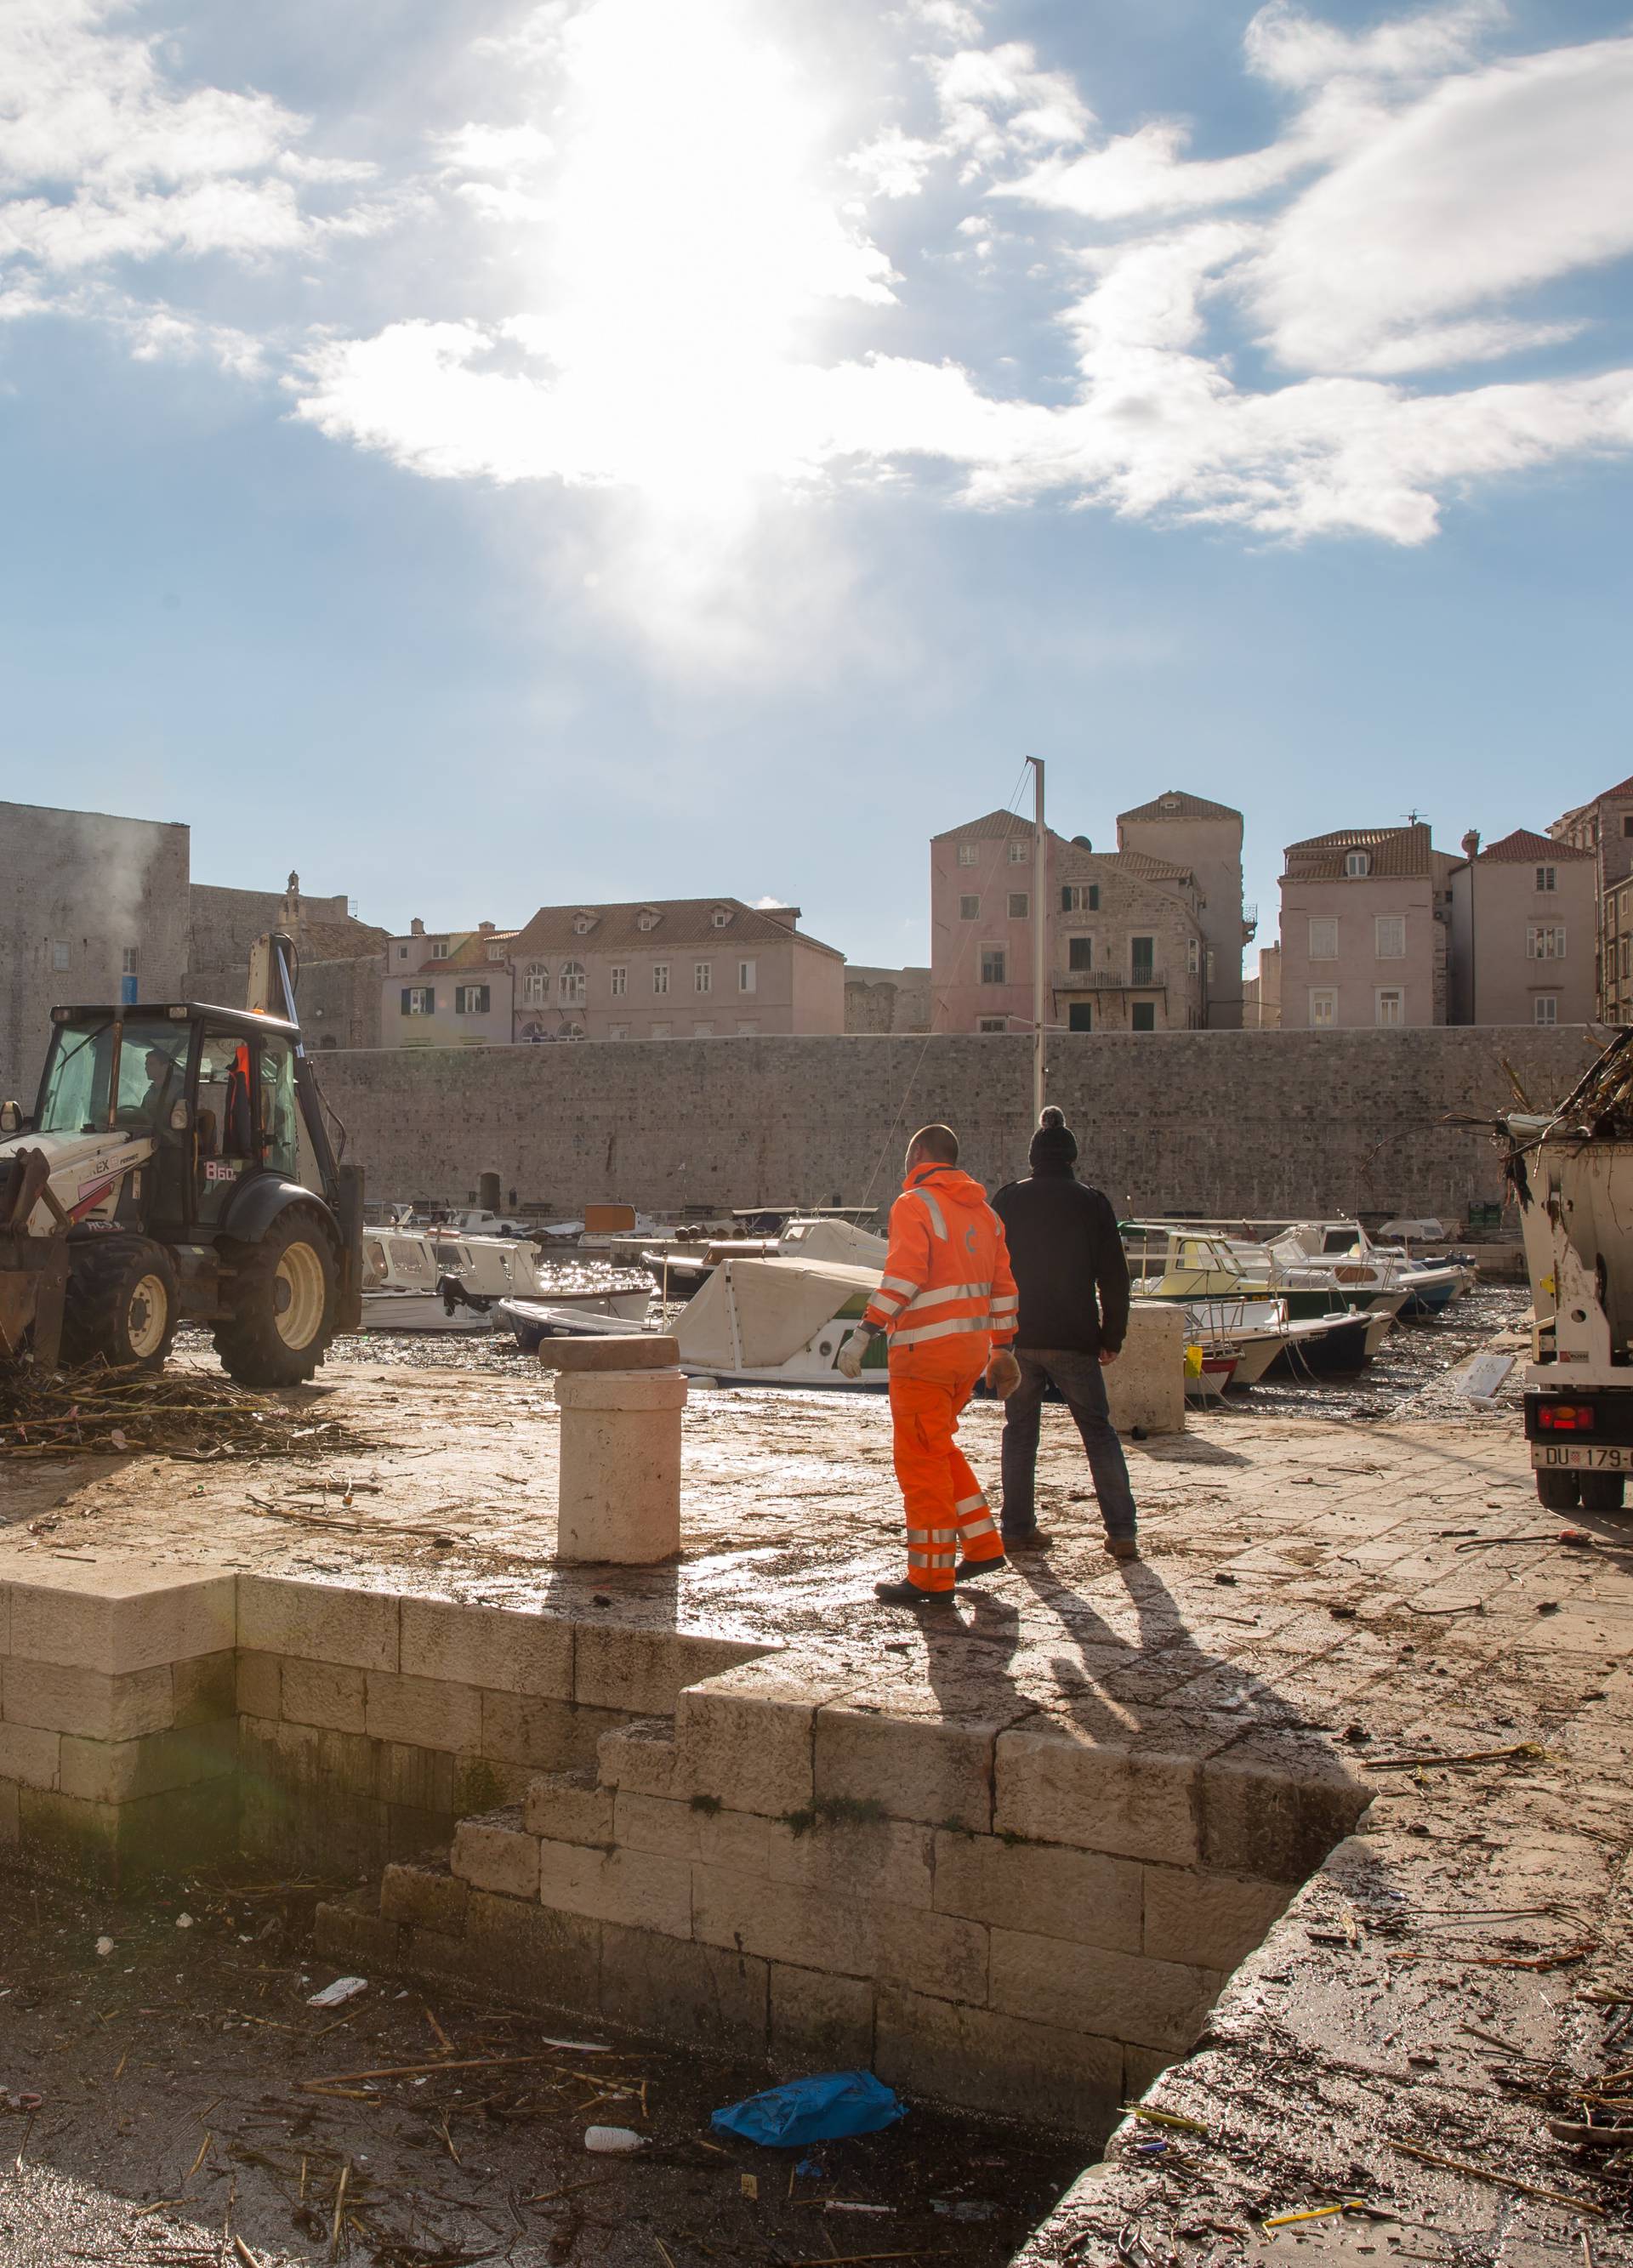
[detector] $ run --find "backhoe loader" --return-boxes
[0,934,361,1385]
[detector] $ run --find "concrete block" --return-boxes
[401,1598,572,1701]
[0,1780,17,1844]
[59,1719,237,1805]
[538,1836,692,1937]
[237,1574,397,1672]
[600,1922,769,2048]
[236,1650,281,1719]
[388,1803,453,1863]
[933,1830,1143,1954]
[452,1810,543,1900]
[616,1792,772,1871]
[454,1756,536,1814]
[2,1658,174,1742]
[544,1334,680,1371]
[1142,1865,1290,1970]
[994,1723,1200,1866]
[876,1985,1122,2133]
[525,1771,615,1847]
[873,1903,989,2004]
[238,1713,379,1802]
[19,1778,236,1879]
[677,1663,852,1818]
[574,1626,760,1716]
[0,1721,60,1792]
[816,1707,1001,1834]
[281,1657,366,1735]
[1103,1302,1186,1436]
[1199,1735,1368,1884]
[596,1718,680,1799]
[172,1651,236,1729]
[693,1862,870,1976]
[770,1964,875,2071]
[770,1816,933,1907]
[365,1671,482,1754]
[381,1861,469,1932]
[378,1741,454,1816]
[7,1560,235,1674]
[556,1366,686,1564]
[412,1891,600,2017]
[314,1897,408,1977]
[481,1691,625,1774]
[989,1927,1222,2055]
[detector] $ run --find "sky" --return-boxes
[2,0,1631,975]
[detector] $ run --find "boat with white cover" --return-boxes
[361,1227,652,1333]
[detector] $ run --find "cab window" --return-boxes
[258,1037,301,1178]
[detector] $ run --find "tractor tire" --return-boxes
[1577,1471,1625,1513]
[1535,1465,1581,1510]
[60,1238,179,1374]
[213,1206,339,1388]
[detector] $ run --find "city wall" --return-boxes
[314,1025,1597,1221]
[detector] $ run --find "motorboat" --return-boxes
[638,1215,889,1306]
[361,1227,651,1333]
[1128,1228,1396,1368]
[1172,1290,1392,1384]
[509,1254,890,1389]
[1261,1220,1473,1315]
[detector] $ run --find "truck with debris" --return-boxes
[0,934,361,1385]
[1507,1027,1633,1509]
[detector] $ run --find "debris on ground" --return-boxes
[0,1360,373,1462]
[713,2072,907,2147]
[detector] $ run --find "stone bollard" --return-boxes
[539,1335,687,1564]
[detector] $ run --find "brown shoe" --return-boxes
[1104,1536,1140,1561]
[1002,1529,1052,1551]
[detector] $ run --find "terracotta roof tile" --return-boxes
[1477,828,1593,864]
[934,809,1033,842]
[507,898,841,959]
[1283,821,1436,881]
[1118,788,1242,824]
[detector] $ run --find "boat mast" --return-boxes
[1027,754,1046,1121]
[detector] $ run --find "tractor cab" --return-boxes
[3,943,361,1384]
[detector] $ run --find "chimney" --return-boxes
[762,906,801,931]
[411,918,425,936]
[480,919,496,934]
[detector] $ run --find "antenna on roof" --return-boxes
[1403,809,1425,824]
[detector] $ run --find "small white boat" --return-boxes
[361,1228,651,1334]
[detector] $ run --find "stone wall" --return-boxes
[310,1025,1599,1224]
[188,883,352,975]
[187,952,385,1049]
[845,966,932,1034]
[0,801,190,1102]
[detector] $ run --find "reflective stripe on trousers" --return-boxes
[888,1373,1004,1592]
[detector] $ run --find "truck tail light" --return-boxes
[1538,1403,1595,1430]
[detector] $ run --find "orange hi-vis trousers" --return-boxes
[889,1373,1004,1593]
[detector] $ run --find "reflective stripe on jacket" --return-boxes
[863,1165,1018,1382]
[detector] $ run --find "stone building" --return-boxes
[1243,943,1282,1029]
[844,966,931,1034]
[1115,789,1254,1027]
[1447,830,1596,1029]
[0,799,190,1103]
[1549,773,1633,1018]
[381,900,845,1046]
[185,873,389,1049]
[1277,821,1457,1029]
[930,809,1209,1035]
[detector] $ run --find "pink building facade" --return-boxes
[1448,829,1595,1028]
[1277,823,1454,1030]
[930,810,1209,1035]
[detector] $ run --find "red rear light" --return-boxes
[1539,1404,1595,1430]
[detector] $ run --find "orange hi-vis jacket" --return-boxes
[862,1165,1019,1383]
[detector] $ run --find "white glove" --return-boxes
[836,1327,872,1379]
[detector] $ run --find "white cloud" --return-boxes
[1243,0,1509,90]
[845,126,943,198]
[0,0,373,272]
[928,43,1092,173]
[1249,36,1633,371]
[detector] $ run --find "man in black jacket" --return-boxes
[987,1107,1140,1562]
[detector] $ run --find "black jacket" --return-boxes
[992,1166,1130,1356]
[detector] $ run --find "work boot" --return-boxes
[874,1579,953,1608]
[1104,1535,1140,1561]
[953,1555,1007,1582]
[1003,1528,1053,1552]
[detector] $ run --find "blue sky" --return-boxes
[3,0,1630,971]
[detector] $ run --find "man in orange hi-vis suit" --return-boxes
[836,1124,1021,1608]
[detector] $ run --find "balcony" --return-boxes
[1053,967,1167,991]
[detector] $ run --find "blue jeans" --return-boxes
[1000,1348,1138,1540]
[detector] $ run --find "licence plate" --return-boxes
[1532,1443,1633,1472]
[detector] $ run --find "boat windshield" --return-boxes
[35,1015,187,1135]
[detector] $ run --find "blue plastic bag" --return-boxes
[711,2071,906,2148]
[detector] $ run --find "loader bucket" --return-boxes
[0,1148,71,1367]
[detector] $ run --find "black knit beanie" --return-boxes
[1029,1105,1078,1172]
